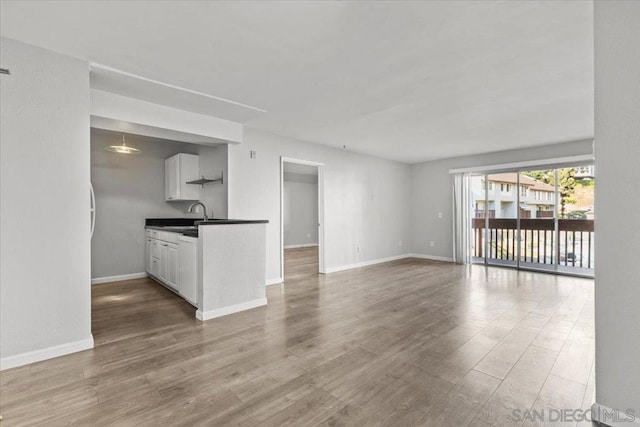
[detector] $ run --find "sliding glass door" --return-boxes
[470,164,594,277]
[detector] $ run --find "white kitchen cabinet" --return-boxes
[165,153,200,201]
[146,228,195,304]
[151,239,161,259]
[146,238,152,273]
[158,243,178,290]
[167,244,178,289]
[149,235,178,288]
[178,236,197,305]
[151,257,160,278]
[159,243,169,282]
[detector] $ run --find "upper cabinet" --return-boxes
[165,153,201,201]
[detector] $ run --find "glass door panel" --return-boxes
[557,166,595,276]
[486,173,518,267]
[470,174,487,264]
[518,169,556,272]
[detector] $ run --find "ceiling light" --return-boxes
[105,134,141,154]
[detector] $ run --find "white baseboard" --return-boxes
[0,335,94,371]
[408,253,456,263]
[284,243,319,249]
[591,402,640,426]
[324,254,411,274]
[266,277,284,286]
[91,272,147,285]
[196,297,268,321]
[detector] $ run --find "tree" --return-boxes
[522,168,576,218]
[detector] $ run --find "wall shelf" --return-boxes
[186,171,224,187]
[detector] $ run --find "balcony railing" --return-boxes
[472,218,594,270]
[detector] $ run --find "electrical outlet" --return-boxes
[398,241,403,247]
[307,233,311,238]
[356,245,360,253]
[250,150,256,159]
[429,241,435,247]
[438,212,443,219]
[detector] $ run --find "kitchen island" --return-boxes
[145,218,268,321]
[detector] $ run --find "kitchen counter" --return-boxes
[145,218,268,321]
[145,218,269,238]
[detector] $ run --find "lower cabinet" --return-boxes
[146,238,152,272]
[146,229,196,306]
[178,236,197,305]
[159,242,178,289]
[151,257,160,278]
[167,244,178,288]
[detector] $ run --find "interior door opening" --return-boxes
[280,157,325,281]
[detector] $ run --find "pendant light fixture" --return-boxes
[105,134,141,155]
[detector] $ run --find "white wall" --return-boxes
[594,1,640,416]
[90,89,243,144]
[228,128,411,282]
[199,143,228,219]
[284,173,318,248]
[90,129,228,280]
[410,139,593,260]
[0,38,93,368]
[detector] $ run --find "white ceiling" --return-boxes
[0,1,594,163]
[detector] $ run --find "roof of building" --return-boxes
[530,180,555,191]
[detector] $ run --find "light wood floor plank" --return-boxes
[0,247,597,426]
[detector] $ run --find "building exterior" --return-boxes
[575,165,595,179]
[472,173,555,218]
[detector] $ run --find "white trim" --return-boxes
[448,154,594,174]
[195,298,268,321]
[324,254,410,273]
[91,62,267,113]
[284,243,319,249]
[266,277,284,286]
[91,272,147,285]
[280,157,326,277]
[591,403,640,426]
[409,253,456,263]
[0,335,94,371]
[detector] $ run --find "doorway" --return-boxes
[470,164,595,277]
[280,157,325,280]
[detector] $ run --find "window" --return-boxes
[488,182,494,190]
[520,186,529,197]
[501,183,511,192]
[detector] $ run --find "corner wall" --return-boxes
[593,0,640,417]
[0,38,93,368]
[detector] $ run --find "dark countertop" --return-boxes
[145,218,198,227]
[145,218,268,238]
[195,219,269,225]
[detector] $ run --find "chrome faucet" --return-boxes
[188,202,209,221]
